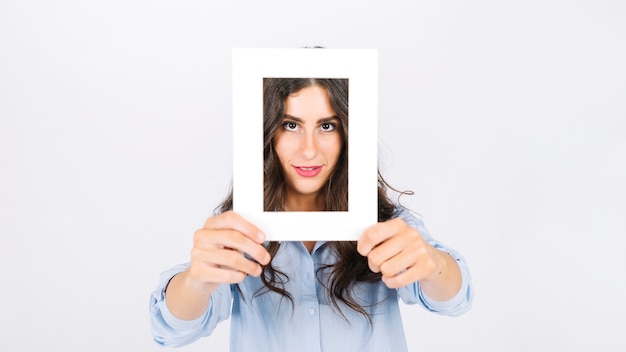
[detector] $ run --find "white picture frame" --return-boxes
[232,48,378,241]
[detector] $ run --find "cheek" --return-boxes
[273,135,294,163]
[324,135,343,162]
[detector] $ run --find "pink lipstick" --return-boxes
[293,166,322,177]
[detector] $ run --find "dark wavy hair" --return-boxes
[216,78,402,323]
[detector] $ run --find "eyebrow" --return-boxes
[283,114,339,124]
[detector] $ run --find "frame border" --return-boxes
[232,48,378,241]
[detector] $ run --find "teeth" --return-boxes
[300,167,315,170]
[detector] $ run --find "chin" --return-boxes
[294,187,324,196]
[290,182,325,195]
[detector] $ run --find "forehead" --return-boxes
[284,85,335,118]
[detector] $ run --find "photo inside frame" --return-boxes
[262,77,349,212]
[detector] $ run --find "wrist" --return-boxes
[422,251,449,285]
[164,270,215,321]
[182,269,219,295]
[419,252,462,302]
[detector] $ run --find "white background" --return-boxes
[1,1,624,351]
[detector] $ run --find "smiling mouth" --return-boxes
[294,166,322,177]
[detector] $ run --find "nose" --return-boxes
[301,131,318,160]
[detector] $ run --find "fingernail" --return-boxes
[257,231,266,243]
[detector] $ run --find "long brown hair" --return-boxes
[216,78,403,323]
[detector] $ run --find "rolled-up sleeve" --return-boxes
[149,263,233,347]
[395,208,474,316]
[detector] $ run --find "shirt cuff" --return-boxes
[418,266,470,313]
[152,263,211,331]
[158,295,211,331]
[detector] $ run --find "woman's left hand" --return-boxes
[357,217,448,290]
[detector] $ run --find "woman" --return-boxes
[150,78,473,351]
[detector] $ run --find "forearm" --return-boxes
[419,251,462,302]
[165,269,217,320]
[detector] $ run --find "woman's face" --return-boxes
[273,85,342,208]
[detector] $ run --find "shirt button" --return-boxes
[308,309,316,315]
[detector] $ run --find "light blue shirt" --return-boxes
[150,208,473,351]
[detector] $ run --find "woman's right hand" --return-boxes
[165,211,270,320]
[186,211,271,293]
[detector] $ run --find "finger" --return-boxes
[205,211,266,244]
[357,217,405,256]
[366,233,409,273]
[190,263,248,284]
[381,268,419,288]
[378,248,418,279]
[194,228,271,266]
[197,247,263,277]
[381,265,425,289]
[381,250,442,289]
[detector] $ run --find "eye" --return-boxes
[320,123,336,132]
[283,121,299,131]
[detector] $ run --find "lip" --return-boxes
[293,165,322,177]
